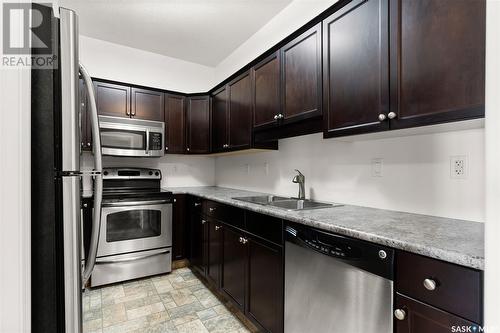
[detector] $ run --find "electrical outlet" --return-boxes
[371,158,383,177]
[450,155,467,179]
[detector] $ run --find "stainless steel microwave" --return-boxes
[98,115,165,157]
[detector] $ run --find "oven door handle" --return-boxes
[145,128,150,155]
[96,249,170,264]
[102,199,171,207]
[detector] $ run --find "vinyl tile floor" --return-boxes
[83,267,253,333]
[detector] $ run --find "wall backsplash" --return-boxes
[215,128,485,222]
[81,153,216,192]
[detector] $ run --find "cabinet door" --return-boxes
[323,0,390,138]
[221,226,247,310]
[395,294,479,333]
[212,87,228,152]
[79,78,91,150]
[389,0,485,129]
[172,194,187,261]
[252,52,281,129]
[207,219,223,287]
[281,23,322,123]
[228,72,252,149]
[247,237,283,333]
[131,87,164,121]
[94,81,131,118]
[186,96,211,154]
[190,213,207,276]
[165,94,186,154]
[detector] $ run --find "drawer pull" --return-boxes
[201,219,206,225]
[394,309,406,321]
[209,207,216,212]
[215,225,221,231]
[194,202,201,207]
[423,278,437,291]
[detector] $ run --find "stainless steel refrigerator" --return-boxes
[31,6,102,333]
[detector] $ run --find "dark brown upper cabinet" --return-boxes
[186,96,211,154]
[164,94,186,154]
[94,81,131,118]
[228,71,252,149]
[131,87,164,121]
[212,86,229,152]
[252,52,281,130]
[281,23,322,124]
[323,0,390,138]
[389,0,485,129]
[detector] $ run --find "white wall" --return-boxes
[80,36,215,93]
[215,128,485,222]
[81,153,216,192]
[214,0,337,82]
[484,0,500,329]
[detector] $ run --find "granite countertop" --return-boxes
[164,186,484,270]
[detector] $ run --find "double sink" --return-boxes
[233,195,342,211]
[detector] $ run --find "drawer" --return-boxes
[202,200,244,229]
[245,211,283,245]
[396,251,482,323]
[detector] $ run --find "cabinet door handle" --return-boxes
[240,237,248,244]
[239,237,244,243]
[87,142,91,147]
[423,278,437,291]
[201,219,206,224]
[274,114,278,120]
[394,309,406,321]
[165,146,169,151]
[378,113,387,121]
[209,207,216,212]
[387,111,397,119]
[194,202,201,207]
[215,225,221,231]
[186,147,190,152]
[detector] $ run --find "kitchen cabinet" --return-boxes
[281,23,322,124]
[131,87,164,121]
[79,78,92,150]
[388,0,485,129]
[207,218,223,287]
[252,52,281,130]
[94,81,131,118]
[164,94,186,154]
[395,294,478,333]
[221,225,247,310]
[189,197,207,276]
[323,0,390,138]
[186,96,211,154]
[172,194,188,261]
[247,236,283,333]
[228,72,253,149]
[212,86,229,152]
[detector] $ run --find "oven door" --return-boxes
[98,199,172,257]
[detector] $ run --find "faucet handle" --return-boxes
[294,169,304,177]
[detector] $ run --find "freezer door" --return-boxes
[60,7,82,333]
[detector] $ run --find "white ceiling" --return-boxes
[59,0,293,67]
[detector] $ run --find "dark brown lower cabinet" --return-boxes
[221,226,247,310]
[247,237,283,333]
[395,294,479,333]
[206,219,222,287]
[172,194,187,261]
[190,212,207,276]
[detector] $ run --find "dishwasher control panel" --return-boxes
[304,236,360,259]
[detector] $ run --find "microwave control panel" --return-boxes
[149,132,163,150]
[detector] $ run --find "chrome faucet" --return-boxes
[292,169,305,200]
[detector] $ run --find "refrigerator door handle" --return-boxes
[79,64,103,285]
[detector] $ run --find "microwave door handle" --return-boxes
[145,128,150,155]
[79,63,103,286]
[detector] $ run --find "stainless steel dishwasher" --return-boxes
[285,223,394,333]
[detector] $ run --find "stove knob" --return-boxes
[155,171,159,176]
[103,171,108,176]
[149,171,153,176]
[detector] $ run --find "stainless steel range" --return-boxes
[91,168,173,287]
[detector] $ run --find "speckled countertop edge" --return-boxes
[165,186,484,270]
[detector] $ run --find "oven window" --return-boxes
[101,129,146,150]
[106,210,161,242]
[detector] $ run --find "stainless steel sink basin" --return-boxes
[233,195,341,211]
[233,195,290,205]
